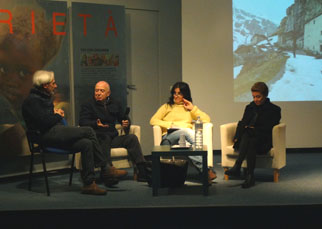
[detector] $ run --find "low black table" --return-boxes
[151,145,208,196]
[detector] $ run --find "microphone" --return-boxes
[123,107,131,135]
[125,107,130,116]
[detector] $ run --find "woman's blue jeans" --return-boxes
[161,128,204,171]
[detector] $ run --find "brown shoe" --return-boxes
[81,181,107,195]
[104,166,128,179]
[208,169,217,182]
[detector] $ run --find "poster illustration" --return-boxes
[0,0,69,175]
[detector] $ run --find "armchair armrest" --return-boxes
[153,125,162,146]
[271,123,286,169]
[220,122,237,150]
[203,123,212,146]
[203,122,213,167]
[220,122,237,168]
[116,124,141,142]
[129,125,141,142]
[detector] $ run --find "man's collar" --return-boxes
[31,87,52,98]
[94,96,110,105]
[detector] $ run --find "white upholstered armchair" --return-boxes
[152,123,214,167]
[76,124,141,169]
[220,122,286,182]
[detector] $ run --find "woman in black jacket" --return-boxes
[225,82,281,188]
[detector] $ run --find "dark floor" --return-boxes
[1,153,322,227]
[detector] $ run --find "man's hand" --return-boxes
[54,108,64,117]
[183,98,194,111]
[245,125,255,129]
[122,120,129,128]
[97,119,109,128]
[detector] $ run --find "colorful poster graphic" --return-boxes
[0,0,69,174]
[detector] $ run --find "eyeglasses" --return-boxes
[173,92,183,97]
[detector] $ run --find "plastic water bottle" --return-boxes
[194,116,203,150]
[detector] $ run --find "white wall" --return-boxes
[182,0,322,149]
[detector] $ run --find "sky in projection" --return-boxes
[233,0,294,24]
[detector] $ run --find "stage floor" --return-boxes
[1,153,322,211]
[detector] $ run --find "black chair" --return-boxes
[26,120,77,196]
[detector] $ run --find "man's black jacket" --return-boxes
[79,97,130,138]
[22,88,62,133]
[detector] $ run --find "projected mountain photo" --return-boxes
[233,0,322,101]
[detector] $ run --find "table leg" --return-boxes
[152,153,160,196]
[202,153,208,196]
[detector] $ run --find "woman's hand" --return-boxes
[183,98,194,111]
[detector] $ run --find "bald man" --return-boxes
[79,81,149,182]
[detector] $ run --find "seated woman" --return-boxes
[225,82,281,188]
[150,81,216,182]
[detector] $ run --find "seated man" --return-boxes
[79,81,149,182]
[22,70,117,195]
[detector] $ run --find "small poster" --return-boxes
[72,2,127,124]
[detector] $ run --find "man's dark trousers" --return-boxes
[42,125,107,185]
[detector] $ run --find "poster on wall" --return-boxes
[72,2,126,124]
[0,0,69,175]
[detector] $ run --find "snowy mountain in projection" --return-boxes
[233,8,278,51]
[233,3,322,102]
[270,53,322,101]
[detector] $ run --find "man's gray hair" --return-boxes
[32,70,54,87]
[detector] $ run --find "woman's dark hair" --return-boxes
[167,81,193,105]
[251,82,269,97]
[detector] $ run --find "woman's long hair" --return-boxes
[167,81,193,105]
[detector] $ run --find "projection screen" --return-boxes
[233,0,322,102]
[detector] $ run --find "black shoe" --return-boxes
[136,170,152,183]
[100,173,119,187]
[137,168,152,183]
[145,161,152,169]
[241,174,255,189]
[137,173,148,182]
[103,177,119,187]
[225,166,241,177]
[136,162,152,182]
